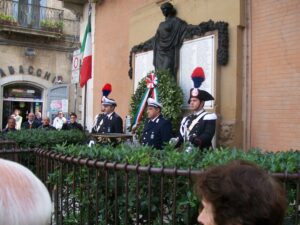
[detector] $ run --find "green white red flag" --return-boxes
[80,14,92,87]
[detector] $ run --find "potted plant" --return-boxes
[40,19,63,33]
[0,13,17,26]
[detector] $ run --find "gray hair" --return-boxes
[0,159,51,225]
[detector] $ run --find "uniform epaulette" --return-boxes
[203,113,217,120]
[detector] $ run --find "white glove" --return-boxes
[88,140,95,147]
[169,137,179,145]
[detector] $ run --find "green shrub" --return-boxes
[2,129,87,149]
[48,144,299,224]
[50,143,299,172]
[1,128,298,224]
[200,147,300,173]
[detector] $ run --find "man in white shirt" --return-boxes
[52,111,66,130]
[10,109,22,130]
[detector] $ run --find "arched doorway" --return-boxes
[2,83,43,129]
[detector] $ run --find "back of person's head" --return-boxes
[0,159,51,225]
[196,160,287,225]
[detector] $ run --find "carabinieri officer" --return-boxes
[141,98,172,149]
[173,67,217,150]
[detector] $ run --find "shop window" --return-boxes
[3,83,42,100]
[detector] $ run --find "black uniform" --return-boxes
[92,112,123,134]
[91,113,105,133]
[38,124,56,131]
[62,122,83,131]
[177,110,216,149]
[2,128,17,133]
[141,114,172,149]
[21,120,41,129]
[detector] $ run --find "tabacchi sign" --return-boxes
[0,65,63,83]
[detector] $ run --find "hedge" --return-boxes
[1,130,299,224]
[0,129,87,149]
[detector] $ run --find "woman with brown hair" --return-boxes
[195,160,287,225]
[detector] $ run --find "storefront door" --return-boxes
[2,83,43,129]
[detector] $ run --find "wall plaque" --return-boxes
[133,50,154,91]
[179,35,215,109]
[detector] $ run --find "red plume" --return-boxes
[102,83,112,97]
[191,67,205,88]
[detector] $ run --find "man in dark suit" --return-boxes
[91,97,123,134]
[141,98,172,149]
[62,113,83,131]
[2,117,17,133]
[38,117,56,131]
[22,113,40,129]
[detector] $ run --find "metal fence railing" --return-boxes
[0,148,299,225]
[0,0,79,38]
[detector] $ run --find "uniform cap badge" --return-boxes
[191,88,199,97]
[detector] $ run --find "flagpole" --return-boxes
[83,84,87,130]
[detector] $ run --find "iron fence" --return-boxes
[0,148,299,225]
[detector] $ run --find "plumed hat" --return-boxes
[102,83,112,98]
[147,98,162,109]
[101,83,112,104]
[102,96,117,106]
[188,67,214,103]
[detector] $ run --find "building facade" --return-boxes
[0,0,80,128]
[63,0,300,151]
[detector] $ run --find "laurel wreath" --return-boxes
[130,70,184,136]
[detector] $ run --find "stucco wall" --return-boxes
[93,0,154,124]
[47,0,77,20]
[0,45,72,85]
[93,0,244,147]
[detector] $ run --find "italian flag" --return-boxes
[80,15,92,88]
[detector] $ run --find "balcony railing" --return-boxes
[0,0,79,39]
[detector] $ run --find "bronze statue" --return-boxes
[153,2,187,79]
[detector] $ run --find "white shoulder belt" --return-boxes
[187,111,208,135]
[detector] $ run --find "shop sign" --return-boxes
[0,65,63,84]
[71,49,81,84]
[50,99,68,113]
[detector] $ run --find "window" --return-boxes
[3,83,43,100]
